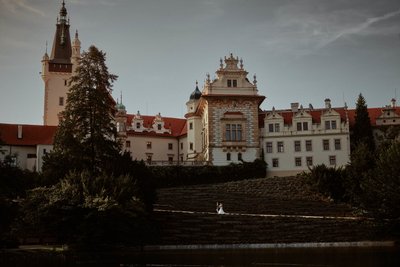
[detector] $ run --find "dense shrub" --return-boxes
[360,141,400,219]
[150,159,267,188]
[301,164,347,202]
[17,171,155,247]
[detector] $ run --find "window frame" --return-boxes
[294,140,301,152]
[323,139,330,151]
[277,141,284,153]
[305,140,312,152]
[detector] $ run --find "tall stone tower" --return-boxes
[185,54,265,164]
[41,1,80,126]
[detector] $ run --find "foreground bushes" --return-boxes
[150,159,267,188]
[302,164,347,202]
[301,140,400,221]
[18,171,155,248]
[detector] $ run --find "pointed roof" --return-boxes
[189,81,202,100]
[50,1,72,64]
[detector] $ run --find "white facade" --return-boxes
[262,100,351,177]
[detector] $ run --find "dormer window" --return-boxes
[157,124,162,130]
[227,79,237,87]
[136,122,140,129]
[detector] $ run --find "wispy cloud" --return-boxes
[1,0,45,16]
[317,9,400,49]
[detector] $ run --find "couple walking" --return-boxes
[216,202,225,214]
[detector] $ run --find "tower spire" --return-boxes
[50,0,72,63]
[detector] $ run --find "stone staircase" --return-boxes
[152,177,383,245]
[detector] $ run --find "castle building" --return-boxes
[1,1,399,177]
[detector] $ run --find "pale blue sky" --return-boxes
[1,0,400,124]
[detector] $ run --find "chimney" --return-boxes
[291,102,299,113]
[17,125,23,139]
[324,98,331,109]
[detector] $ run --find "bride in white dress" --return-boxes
[216,202,225,214]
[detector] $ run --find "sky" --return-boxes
[0,0,400,125]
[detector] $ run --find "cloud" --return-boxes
[317,8,400,50]
[1,0,45,16]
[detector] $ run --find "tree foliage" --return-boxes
[302,164,347,202]
[360,141,400,219]
[43,45,120,180]
[18,171,154,247]
[352,93,375,151]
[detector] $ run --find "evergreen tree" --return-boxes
[43,45,120,179]
[352,93,375,151]
[361,140,400,219]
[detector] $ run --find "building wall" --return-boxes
[0,145,37,171]
[125,135,180,164]
[262,104,351,177]
[264,133,350,177]
[42,67,72,126]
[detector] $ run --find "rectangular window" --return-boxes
[126,140,131,148]
[59,97,64,106]
[180,142,183,149]
[331,120,337,129]
[306,157,313,166]
[303,122,308,131]
[323,139,330,151]
[226,152,231,161]
[334,139,341,150]
[168,156,173,163]
[232,80,237,87]
[277,141,284,153]
[157,124,162,130]
[146,154,152,163]
[226,124,231,140]
[266,142,273,153]
[189,122,193,130]
[325,121,331,130]
[225,124,242,141]
[238,153,242,161]
[190,142,193,150]
[274,123,280,132]
[237,124,242,140]
[295,157,302,167]
[297,122,302,131]
[294,141,301,152]
[168,143,173,150]
[272,158,279,168]
[231,124,237,140]
[268,123,274,133]
[227,79,232,87]
[306,140,312,151]
[136,122,141,129]
[64,80,67,86]
[146,141,152,149]
[329,155,336,166]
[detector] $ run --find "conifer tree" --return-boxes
[352,93,375,151]
[43,45,120,179]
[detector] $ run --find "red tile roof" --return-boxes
[0,123,57,146]
[260,107,400,127]
[126,115,187,137]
